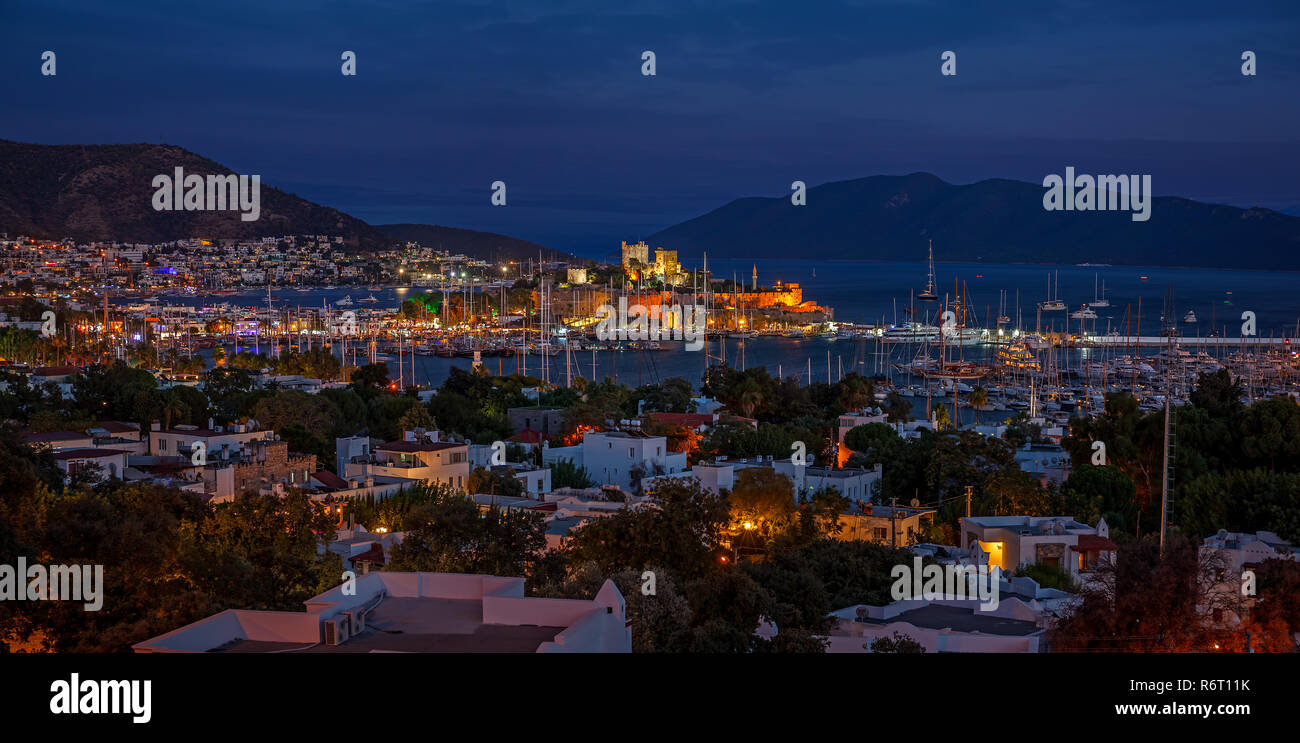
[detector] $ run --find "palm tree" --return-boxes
[160,389,187,430]
[969,386,989,409]
[934,403,951,430]
[884,391,912,424]
[735,378,763,418]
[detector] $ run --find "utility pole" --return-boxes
[965,485,973,518]
[1160,391,1171,556]
[890,497,897,548]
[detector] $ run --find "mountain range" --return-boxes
[3,139,1297,271]
[0,140,392,249]
[0,140,570,259]
[648,173,1300,271]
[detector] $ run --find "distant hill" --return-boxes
[378,223,579,263]
[648,173,1300,270]
[0,140,393,248]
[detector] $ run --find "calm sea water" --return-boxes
[126,260,1300,390]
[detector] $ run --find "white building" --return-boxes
[818,595,1047,653]
[960,515,1117,585]
[132,572,631,653]
[344,434,470,491]
[52,448,131,482]
[1202,529,1300,576]
[647,457,882,509]
[149,420,275,460]
[543,430,687,490]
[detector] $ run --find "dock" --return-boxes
[1074,335,1293,348]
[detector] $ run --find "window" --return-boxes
[872,527,888,542]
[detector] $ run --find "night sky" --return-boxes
[4,0,1299,258]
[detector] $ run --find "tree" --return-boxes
[883,391,912,423]
[869,631,926,653]
[933,402,951,430]
[252,390,341,436]
[397,403,437,433]
[466,466,524,498]
[1014,562,1077,592]
[1049,536,1235,652]
[836,374,875,413]
[564,479,730,580]
[203,367,256,420]
[1189,369,1244,418]
[386,492,546,576]
[981,467,1056,517]
[349,363,391,395]
[728,467,796,536]
[1061,465,1138,534]
[638,377,695,414]
[551,458,594,489]
[537,563,691,653]
[843,422,902,466]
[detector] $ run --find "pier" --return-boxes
[1074,335,1292,348]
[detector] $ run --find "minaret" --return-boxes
[752,263,758,290]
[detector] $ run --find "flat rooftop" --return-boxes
[209,598,565,653]
[856,604,1041,637]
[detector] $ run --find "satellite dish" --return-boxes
[910,498,920,508]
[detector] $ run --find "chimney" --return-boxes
[151,420,161,432]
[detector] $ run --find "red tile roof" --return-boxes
[508,428,549,444]
[312,470,350,490]
[351,544,386,566]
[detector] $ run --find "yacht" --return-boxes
[1070,304,1097,320]
[1183,309,1197,323]
[1024,333,1052,351]
[1037,270,1066,311]
[881,322,940,344]
[917,241,938,301]
[333,295,354,307]
[1090,275,1110,308]
[941,326,985,346]
[360,294,380,303]
[995,342,1039,370]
